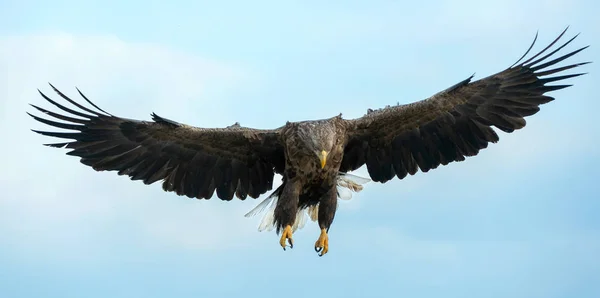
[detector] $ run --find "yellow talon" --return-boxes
[280,225,294,250]
[314,228,329,256]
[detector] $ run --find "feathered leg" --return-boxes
[274,179,301,250]
[315,187,337,256]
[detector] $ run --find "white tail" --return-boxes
[244,172,371,232]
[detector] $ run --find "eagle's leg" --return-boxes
[274,179,300,251]
[279,225,293,250]
[314,228,329,256]
[315,187,337,256]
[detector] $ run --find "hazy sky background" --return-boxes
[1,1,599,297]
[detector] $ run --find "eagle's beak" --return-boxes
[319,150,328,169]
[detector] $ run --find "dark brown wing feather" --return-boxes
[342,27,590,183]
[29,85,286,200]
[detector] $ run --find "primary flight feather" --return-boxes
[29,28,590,256]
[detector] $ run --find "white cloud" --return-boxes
[0,32,264,254]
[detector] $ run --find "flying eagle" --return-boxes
[29,28,589,256]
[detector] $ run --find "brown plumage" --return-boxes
[29,28,590,256]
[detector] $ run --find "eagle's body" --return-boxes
[29,28,590,256]
[273,117,348,252]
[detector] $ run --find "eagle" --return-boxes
[29,28,589,256]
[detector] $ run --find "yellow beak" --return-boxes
[319,150,328,169]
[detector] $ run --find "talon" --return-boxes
[279,225,294,251]
[314,228,329,257]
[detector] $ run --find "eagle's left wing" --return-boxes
[28,85,286,201]
[341,28,590,183]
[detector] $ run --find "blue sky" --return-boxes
[1,0,599,297]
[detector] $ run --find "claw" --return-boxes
[314,228,329,257]
[280,225,294,251]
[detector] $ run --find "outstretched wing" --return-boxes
[28,85,286,200]
[341,27,590,183]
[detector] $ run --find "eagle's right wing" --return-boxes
[341,28,590,183]
[29,85,286,201]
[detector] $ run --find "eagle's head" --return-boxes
[287,118,341,169]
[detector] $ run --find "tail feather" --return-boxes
[244,185,283,232]
[245,172,371,232]
[336,172,371,200]
[307,205,319,222]
[291,209,308,231]
[243,191,278,219]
